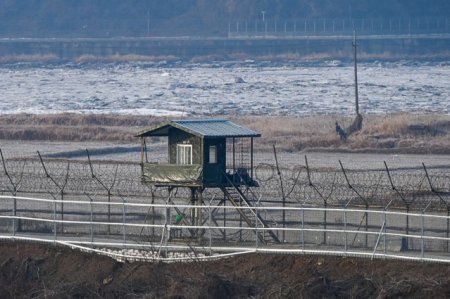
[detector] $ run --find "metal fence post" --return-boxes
[90,197,94,245]
[209,199,212,256]
[54,198,57,242]
[324,201,327,244]
[224,195,227,241]
[384,209,387,257]
[301,207,305,251]
[122,198,126,246]
[12,195,16,236]
[344,208,347,254]
[447,208,450,253]
[255,202,258,250]
[421,211,425,260]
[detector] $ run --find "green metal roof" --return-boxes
[137,119,261,138]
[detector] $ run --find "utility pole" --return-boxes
[353,31,359,116]
[346,30,363,135]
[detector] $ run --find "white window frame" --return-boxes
[176,144,193,165]
[209,145,217,164]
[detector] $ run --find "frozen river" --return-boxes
[0,60,449,116]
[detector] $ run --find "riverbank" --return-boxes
[0,241,448,298]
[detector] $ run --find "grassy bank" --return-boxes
[1,51,450,64]
[1,113,449,154]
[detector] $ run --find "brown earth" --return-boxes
[0,242,449,298]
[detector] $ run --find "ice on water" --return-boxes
[0,61,449,116]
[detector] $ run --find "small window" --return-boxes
[209,146,217,164]
[176,144,192,165]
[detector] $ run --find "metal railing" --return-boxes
[0,195,449,263]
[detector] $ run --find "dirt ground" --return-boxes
[0,242,449,298]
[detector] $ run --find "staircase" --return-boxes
[221,173,280,244]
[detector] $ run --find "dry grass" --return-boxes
[236,114,450,153]
[0,113,449,153]
[2,51,449,64]
[0,114,167,143]
[0,54,59,63]
[75,54,179,63]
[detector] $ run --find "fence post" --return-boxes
[12,195,16,236]
[152,191,155,238]
[305,155,329,245]
[384,209,387,257]
[340,160,369,247]
[324,200,327,244]
[90,197,94,246]
[447,208,450,253]
[421,201,432,261]
[224,194,227,241]
[86,149,118,236]
[301,207,304,251]
[421,210,425,260]
[122,198,126,247]
[54,198,57,242]
[0,149,21,235]
[273,145,286,242]
[209,199,212,255]
[344,208,347,254]
[383,199,395,258]
[60,162,70,234]
[255,201,258,250]
[37,151,69,234]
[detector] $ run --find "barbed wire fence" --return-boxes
[0,146,449,261]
